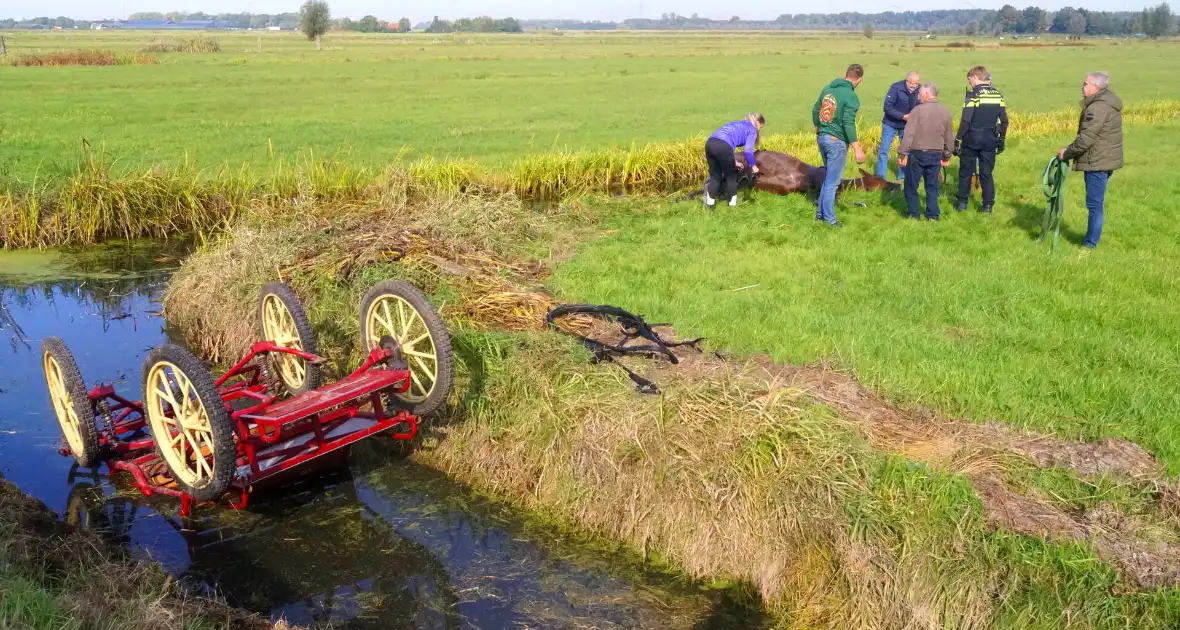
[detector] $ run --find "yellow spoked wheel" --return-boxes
[358,280,454,417]
[258,282,321,396]
[141,344,235,502]
[41,337,100,467]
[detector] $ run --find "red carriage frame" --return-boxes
[63,340,420,518]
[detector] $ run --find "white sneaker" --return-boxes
[704,191,716,206]
[729,196,738,207]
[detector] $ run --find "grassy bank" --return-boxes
[159,147,1180,626]
[3,99,1178,250]
[0,475,294,630]
[2,31,1178,180]
[553,122,1180,473]
[12,25,1180,630]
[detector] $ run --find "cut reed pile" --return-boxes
[5,50,158,67]
[0,474,298,630]
[161,186,587,367]
[3,100,1178,250]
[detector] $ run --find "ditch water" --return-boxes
[0,242,765,629]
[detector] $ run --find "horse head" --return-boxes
[841,168,901,193]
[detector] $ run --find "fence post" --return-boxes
[258,37,262,52]
[0,36,7,56]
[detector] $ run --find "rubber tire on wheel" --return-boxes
[358,280,454,417]
[41,337,100,467]
[257,281,321,396]
[141,344,236,503]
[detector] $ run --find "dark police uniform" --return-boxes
[954,83,1009,212]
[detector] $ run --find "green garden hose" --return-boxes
[1039,156,1070,251]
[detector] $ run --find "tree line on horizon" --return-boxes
[541,4,1174,37]
[1,4,1174,37]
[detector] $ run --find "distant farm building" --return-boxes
[91,19,263,30]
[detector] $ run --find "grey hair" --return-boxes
[919,82,939,98]
[1087,71,1110,89]
[906,70,920,80]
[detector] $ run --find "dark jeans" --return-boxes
[704,138,737,202]
[957,147,996,207]
[904,151,943,219]
[1083,170,1112,248]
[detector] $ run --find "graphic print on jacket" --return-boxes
[820,94,838,124]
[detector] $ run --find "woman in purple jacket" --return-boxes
[704,113,765,209]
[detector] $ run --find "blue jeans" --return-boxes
[876,125,905,181]
[1083,170,1112,248]
[903,151,943,219]
[817,135,848,224]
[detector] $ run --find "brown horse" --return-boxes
[743,149,900,195]
[688,149,900,201]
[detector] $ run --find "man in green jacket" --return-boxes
[1057,71,1123,249]
[811,64,867,227]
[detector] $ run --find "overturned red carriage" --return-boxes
[42,279,454,517]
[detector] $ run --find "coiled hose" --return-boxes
[1040,156,1070,251]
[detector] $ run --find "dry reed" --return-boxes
[166,221,1002,627]
[409,341,1006,628]
[7,50,158,66]
[160,187,560,365]
[3,100,1178,250]
[157,174,1180,627]
[139,35,221,53]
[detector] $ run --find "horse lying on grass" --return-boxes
[742,149,900,195]
[685,149,900,202]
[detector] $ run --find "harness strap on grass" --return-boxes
[1040,156,1070,251]
[546,304,705,394]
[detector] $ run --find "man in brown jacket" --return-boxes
[898,83,955,221]
[1057,71,1123,249]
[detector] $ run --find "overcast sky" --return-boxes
[10,0,1158,22]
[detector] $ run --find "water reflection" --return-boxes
[0,275,173,505]
[66,466,463,629]
[61,449,765,629]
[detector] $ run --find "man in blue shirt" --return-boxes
[877,71,921,183]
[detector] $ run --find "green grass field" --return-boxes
[1,30,1178,183]
[552,122,1180,470]
[6,27,1180,628]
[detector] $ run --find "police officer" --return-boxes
[954,66,1008,214]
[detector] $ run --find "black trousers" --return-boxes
[704,138,737,202]
[904,151,943,219]
[957,147,996,207]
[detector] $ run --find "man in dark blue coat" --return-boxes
[876,71,920,183]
